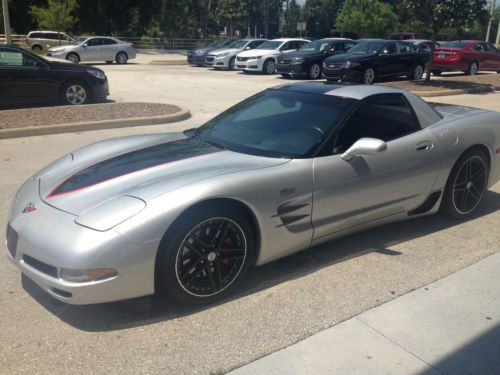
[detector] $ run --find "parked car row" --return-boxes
[189,37,500,83]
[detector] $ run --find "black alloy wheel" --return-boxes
[158,206,254,304]
[441,149,489,218]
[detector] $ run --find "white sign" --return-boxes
[0,51,22,66]
[297,22,306,32]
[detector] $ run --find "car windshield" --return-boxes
[348,41,386,54]
[441,41,467,48]
[257,41,282,50]
[195,89,357,158]
[229,40,249,49]
[69,37,87,46]
[207,40,222,48]
[299,40,331,52]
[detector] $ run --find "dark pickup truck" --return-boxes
[323,39,430,84]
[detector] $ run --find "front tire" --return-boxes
[32,45,43,53]
[228,56,236,70]
[263,59,276,74]
[440,149,489,219]
[157,206,255,304]
[308,63,322,79]
[66,53,80,64]
[362,67,376,84]
[61,81,90,105]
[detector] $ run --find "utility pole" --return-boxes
[496,17,500,47]
[486,0,496,42]
[2,0,12,44]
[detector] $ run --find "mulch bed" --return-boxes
[0,102,181,129]
[380,72,500,93]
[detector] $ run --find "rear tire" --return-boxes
[440,149,489,219]
[466,61,478,75]
[115,52,128,64]
[157,205,255,305]
[409,64,424,80]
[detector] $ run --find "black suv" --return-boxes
[276,38,357,79]
[323,39,429,84]
[0,45,109,108]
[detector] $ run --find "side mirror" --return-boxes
[244,46,251,50]
[380,49,389,55]
[341,138,387,161]
[82,43,88,48]
[35,61,47,69]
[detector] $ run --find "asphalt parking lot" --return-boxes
[1,55,499,374]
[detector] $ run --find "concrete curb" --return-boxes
[0,107,191,139]
[149,60,187,65]
[411,85,500,97]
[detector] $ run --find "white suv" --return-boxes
[236,38,310,74]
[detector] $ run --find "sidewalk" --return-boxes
[230,252,500,375]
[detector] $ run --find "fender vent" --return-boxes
[408,191,442,216]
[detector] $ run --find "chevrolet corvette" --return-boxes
[6,83,500,305]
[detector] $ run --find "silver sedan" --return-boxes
[47,36,136,64]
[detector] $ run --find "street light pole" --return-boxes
[2,0,12,44]
[496,17,500,47]
[486,0,497,42]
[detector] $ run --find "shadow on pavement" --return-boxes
[419,322,500,375]
[23,190,500,332]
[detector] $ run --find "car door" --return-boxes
[485,43,500,71]
[0,47,58,105]
[398,42,416,73]
[80,38,101,61]
[379,42,399,76]
[311,93,441,239]
[98,38,118,61]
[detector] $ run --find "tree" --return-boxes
[402,0,487,81]
[336,0,399,38]
[218,0,249,36]
[30,0,78,42]
[281,0,302,36]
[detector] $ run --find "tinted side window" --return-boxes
[386,43,397,54]
[280,42,291,51]
[249,40,263,49]
[30,32,42,39]
[331,43,344,52]
[101,38,117,45]
[472,43,485,51]
[87,38,100,46]
[485,43,497,52]
[334,94,420,153]
[343,42,356,51]
[297,41,309,48]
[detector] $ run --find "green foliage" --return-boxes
[29,0,78,33]
[218,0,249,36]
[302,0,344,38]
[281,0,302,36]
[336,0,399,37]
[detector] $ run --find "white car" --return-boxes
[47,36,137,64]
[236,38,311,74]
[205,39,267,70]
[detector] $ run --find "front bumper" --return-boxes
[236,57,264,72]
[46,50,66,59]
[206,54,231,68]
[92,79,110,102]
[323,65,362,82]
[5,178,157,305]
[275,62,307,76]
[187,53,206,65]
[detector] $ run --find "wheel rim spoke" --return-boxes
[175,217,247,297]
[452,156,487,214]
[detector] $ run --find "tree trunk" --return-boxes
[425,31,437,82]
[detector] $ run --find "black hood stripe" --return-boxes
[48,138,221,197]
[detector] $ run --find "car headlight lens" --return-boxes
[87,69,106,79]
[195,50,205,56]
[60,267,118,283]
[345,61,361,68]
[249,56,262,60]
[217,52,229,57]
[292,58,304,64]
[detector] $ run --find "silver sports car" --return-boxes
[6,83,500,305]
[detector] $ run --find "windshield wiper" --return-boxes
[203,138,227,150]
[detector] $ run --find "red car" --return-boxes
[432,40,500,75]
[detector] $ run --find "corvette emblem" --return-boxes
[22,202,37,213]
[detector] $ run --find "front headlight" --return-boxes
[249,55,262,60]
[345,61,361,69]
[217,52,229,57]
[292,58,304,64]
[86,69,106,79]
[195,50,205,56]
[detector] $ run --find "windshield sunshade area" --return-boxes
[299,40,329,52]
[229,40,249,49]
[257,41,282,50]
[195,89,357,158]
[348,41,386,55]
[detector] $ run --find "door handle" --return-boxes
[416,142,433,151]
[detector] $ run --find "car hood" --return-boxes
[209,47,241,55]
[278,50,324,62]
[47,60,105,73]
[238,48,278,57]
[324,52,375,64]
[37,133,289,215]
[189,47,212,55]
[48,45,77,53]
